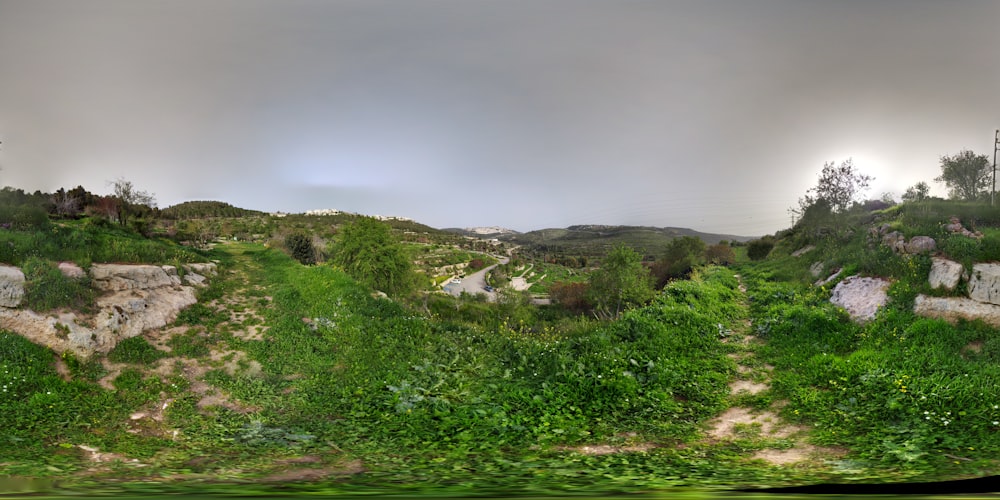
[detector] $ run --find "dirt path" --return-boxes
[705,275,844,465]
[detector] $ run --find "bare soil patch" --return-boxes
[263,459,364,482]
[729,379,769,395]
[706,407,804,440]
[556,442,657,456]
[53,354,72,381]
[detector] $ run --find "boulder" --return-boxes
[968,263,1000,305]
[914,294,1000,327]
[815,268,842,287]
[184,263,217,276]
[183,272,207,287]
[809,262,824,278]
[944,216,984,239]
[0,265,25,308]
[829,275,891,322]
[881,231,906,253]
[90,264,177,292]
[791,245,815,257]
[58,262,86,279]
[904,236,936,254]
[928,257,964,291]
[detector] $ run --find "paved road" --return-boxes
[443,255,508,301]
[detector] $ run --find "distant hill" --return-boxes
[161,201,265,219]
[501,224,754,259]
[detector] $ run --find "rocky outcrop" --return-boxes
[881,231,906,253]
[809,262,824,278]
[968,263,1000,306]
[184,262,217,276]
[90,264,178,292]
[95,287,198,341]
[0,265,25,308]
[872,224,937,255]
[904,236,936,254]
[829,275,890,322]
[0,262,215,358]
[58,262,85,279]
[944,216,983,239]
[160,265,183,286]
[929,257,964,291]
[791,245,815,257]
[913,295,1000,327]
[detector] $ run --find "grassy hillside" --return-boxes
[505,224,752,260]
[4,199,1000,495]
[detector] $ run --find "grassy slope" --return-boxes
[6,201,1000,494]
[504,225,751,259]
[2,242,827,494]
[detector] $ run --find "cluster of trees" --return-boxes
[0,179,157,232]
[548,237,739,319]
[793,149,995,229]
[160,201,264,219]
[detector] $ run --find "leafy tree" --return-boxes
[792,159,873,220]
[285,232,316,265]
[901,181,930,203]
[587,244,653,319]
[705,243,735,265]
[330,218,417,296]
[652,236,706,287]
[935,150,991,201]
[550,281,592,314]
[111,178,155,227]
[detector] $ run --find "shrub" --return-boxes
[284,233,316,265]
[747,238,775,261]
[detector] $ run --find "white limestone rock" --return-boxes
[968,263,1000,306]
[904,236,937,254]
[829,275,891,322]
[928,257,964,291]
[90,264,177,292]
[0,265,25,308]
[184,263,217,276]
[914,294,1000,327]
[57,262,86,279]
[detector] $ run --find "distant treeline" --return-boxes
[160,201,265,219]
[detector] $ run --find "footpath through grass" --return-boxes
[7,237,997,495]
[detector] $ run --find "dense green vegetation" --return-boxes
[160,200,266,219]
[506,225,751,262]
[6,168,1000,495]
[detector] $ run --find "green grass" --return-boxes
[9,200,1000,492]
[0,219,205,267]
[107,336,168,364]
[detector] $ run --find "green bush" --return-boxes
[284,233,316,265]
[20,257,94,311]
[746,238,775,261]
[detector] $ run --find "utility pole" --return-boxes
[994,130,999,206]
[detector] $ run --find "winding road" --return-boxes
[443,255,508,301]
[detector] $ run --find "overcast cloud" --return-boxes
[1,0,999,235]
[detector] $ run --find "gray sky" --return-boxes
[1,0,999,236]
